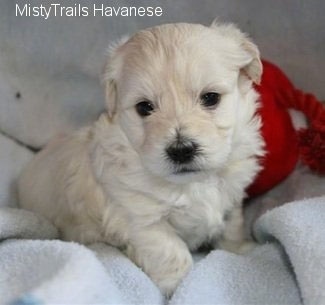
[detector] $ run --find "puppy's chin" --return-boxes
[164,169,213,184]
[141,155,226,185]
[142,160,209,184]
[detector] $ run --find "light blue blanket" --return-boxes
[1,196,325,305]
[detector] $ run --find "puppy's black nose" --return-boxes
[166,140,198,164]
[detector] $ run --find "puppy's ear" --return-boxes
[105,79,117,119]
[240,39,262,84]
[102,36,129,118]
[210,21,263,84]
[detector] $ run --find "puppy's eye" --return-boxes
[135,101,155,117]
[200,92,221,108]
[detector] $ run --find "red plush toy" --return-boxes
[247,60,325,197]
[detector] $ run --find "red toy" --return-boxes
[247,60,325,197]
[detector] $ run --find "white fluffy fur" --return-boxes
[18,22,265,296]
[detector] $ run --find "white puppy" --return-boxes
[18,22,264,296]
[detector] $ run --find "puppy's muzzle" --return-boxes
[165,138,199,164]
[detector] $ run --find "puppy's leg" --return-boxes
[126,222,193,297]
[218,206,256,254]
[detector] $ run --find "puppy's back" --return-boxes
[18,128,102,239]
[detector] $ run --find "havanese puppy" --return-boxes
[18,21,264,296]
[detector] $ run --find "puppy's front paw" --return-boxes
[235,240,258,254]
[153,252,193,297]
[219,239,258,254]
[126,227,193,297]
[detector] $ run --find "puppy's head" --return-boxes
[103,22,262,183]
